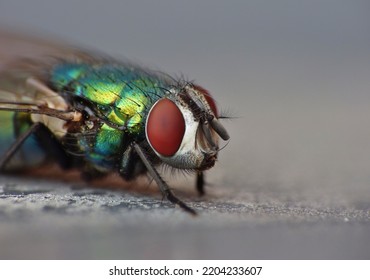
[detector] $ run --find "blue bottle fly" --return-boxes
[0,31,230,214]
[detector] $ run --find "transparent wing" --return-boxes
[0,29,85,135]
[0,29,85,169]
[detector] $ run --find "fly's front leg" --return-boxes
[133,143,197,215]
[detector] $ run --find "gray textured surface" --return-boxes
[1,0,370,259]
[1,174,370,259]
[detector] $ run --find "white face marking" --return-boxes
[175,105,198,155]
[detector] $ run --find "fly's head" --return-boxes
[145,84,230,171]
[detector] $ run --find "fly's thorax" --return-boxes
[145,84,229,171]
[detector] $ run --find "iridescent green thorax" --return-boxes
[50,63,169,132]
[49,62,171,169]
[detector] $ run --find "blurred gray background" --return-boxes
[0,0,370,259]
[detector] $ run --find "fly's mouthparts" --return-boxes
[201,122,217,150]
[200,151,217,170]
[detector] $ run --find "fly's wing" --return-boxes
[0,28,75,65]
[0,29,85,169]
[0,28,99,68]
[0,28,94,104]
[0,28,108,121]
[0,28,71,107]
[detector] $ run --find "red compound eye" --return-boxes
[193,84,218,117]
[146,99,185,156]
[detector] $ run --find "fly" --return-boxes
[0,31,230,215]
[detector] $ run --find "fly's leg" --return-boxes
[33,122,72,169]
[196,172,205,196]
[133,143,197,215]
[0,122,41,171]
[119,144,146,181]
[0,122,73,172]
